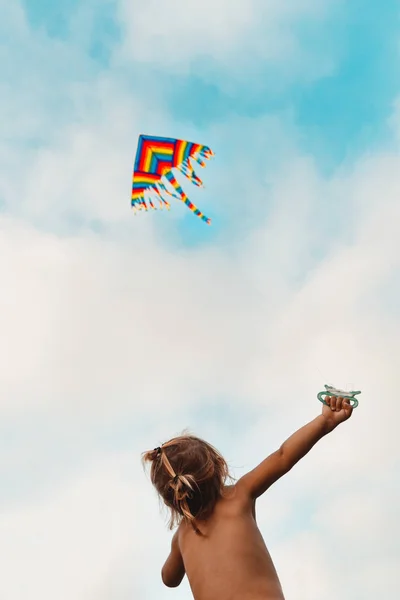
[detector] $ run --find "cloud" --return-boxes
[2,112,400,598]
[0,453,160,600]
[116,0,336,81]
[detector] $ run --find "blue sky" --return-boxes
[1,1,400,599]
[7,0,399,247]
[18,0,400,171]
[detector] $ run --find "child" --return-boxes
[142,395,354,600]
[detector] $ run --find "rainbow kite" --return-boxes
[131,135,214,224]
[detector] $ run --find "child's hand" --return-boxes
[321,396,353,431]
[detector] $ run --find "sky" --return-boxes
[1,0,399,598]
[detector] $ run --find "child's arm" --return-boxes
[161,530,185,588]
[238,395,353,499]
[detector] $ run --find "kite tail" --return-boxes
[131,197,148,213]
[164,171,211,225]
[177,159,203,187]
[192,148,214,169]
[155,182,182,208]
[132,182,183,213]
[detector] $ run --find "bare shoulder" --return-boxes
[216,483,254,515]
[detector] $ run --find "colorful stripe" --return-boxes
[131,134,214,224]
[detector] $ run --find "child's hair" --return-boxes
[142,434,231,534]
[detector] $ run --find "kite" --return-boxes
[131,135,214,224]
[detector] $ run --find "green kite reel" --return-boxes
[318,385,361,409]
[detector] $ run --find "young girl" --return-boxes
[143,395,354,600]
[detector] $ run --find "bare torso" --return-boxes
[177,485,285,600]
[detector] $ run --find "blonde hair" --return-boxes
[142,434,231,534]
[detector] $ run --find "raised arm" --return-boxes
[161,529,186,588]
[238,396,353,499]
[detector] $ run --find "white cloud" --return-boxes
[0,453,161,600]
[2,115,400,598]
[117,0,335,80]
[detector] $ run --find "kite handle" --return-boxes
[317,386,360,409]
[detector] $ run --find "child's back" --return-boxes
[143,394,354,600]
[178,484,284,600]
